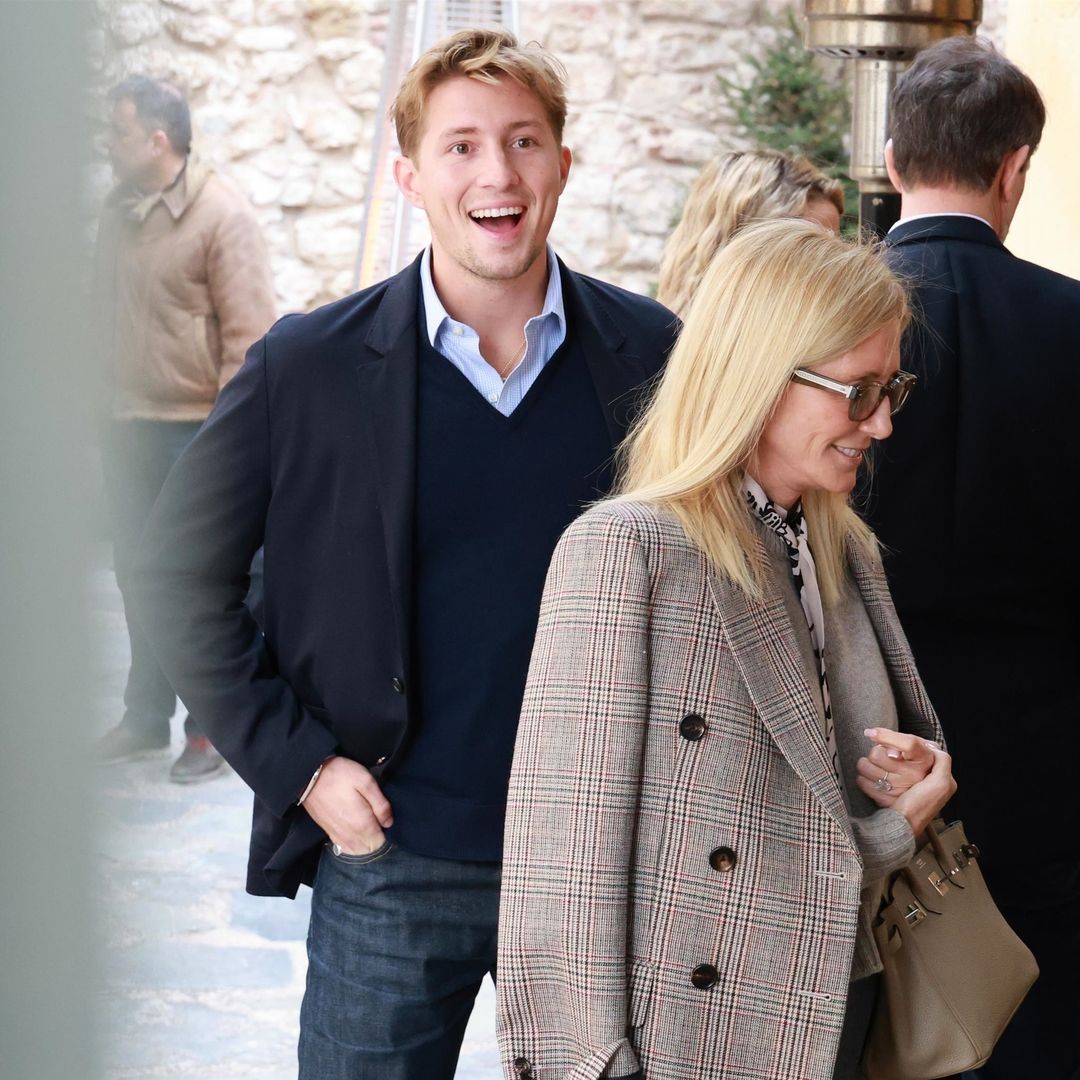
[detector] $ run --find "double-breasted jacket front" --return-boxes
[497,500,941,1080]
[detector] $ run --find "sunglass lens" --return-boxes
[850,387,880,422]
[888,376,914,415]
[850,376,916,420]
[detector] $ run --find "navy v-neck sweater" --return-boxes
[381,322,613,861]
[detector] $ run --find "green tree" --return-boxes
[720,9,857,230]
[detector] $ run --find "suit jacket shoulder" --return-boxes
[569,269,678,326]
[262,264,414,364]
[262,259,680,381]
[561,498,696,566]
[888,217,1080,325]
[567,268,680,368]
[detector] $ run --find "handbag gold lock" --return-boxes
[902,901,926,926]
[927,869,949,897]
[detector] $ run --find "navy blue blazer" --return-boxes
[865,215,1080,904]
[131,253,678,897]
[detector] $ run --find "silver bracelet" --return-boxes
[297,755,335,805]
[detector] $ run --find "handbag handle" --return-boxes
[924,818,956,873]
[877,819,984,917]
[925,817,982,878]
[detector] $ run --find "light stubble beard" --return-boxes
[453,237,546,284]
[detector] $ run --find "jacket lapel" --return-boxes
[559,262,657,448]
[846,540,942,743]
[707,536,942,848]
[353,254,666,678]
[708,550,857,854]
[354,255,422,676]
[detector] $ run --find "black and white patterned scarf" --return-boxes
[744,476,843,793]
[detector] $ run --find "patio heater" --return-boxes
[354,0,520,288]
[803,1,982,236]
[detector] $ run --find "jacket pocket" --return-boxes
[328,838,393,865]
[628,958,657,1029]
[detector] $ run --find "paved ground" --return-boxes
[92,546,500,1079]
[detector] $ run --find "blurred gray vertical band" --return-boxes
[0,3,98,1079]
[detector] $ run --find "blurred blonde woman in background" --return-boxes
[657,149,845,318]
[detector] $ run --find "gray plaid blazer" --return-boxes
[497,500,942,1080]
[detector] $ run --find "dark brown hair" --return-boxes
[889,36,1045,192]
[109,75,192,156]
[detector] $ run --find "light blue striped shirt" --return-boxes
[419,245,567,416]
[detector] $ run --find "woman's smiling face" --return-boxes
[749,320,902,510]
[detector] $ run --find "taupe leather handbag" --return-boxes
[862,819,1039,1080]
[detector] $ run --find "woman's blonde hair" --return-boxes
[657,150,845,319]
[617,219,910,605]
[390,28,567,159]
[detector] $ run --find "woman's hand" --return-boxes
[855,727,935,802]
[856,727,957,837]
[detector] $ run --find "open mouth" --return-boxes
[833,445,865,462]
[469,205,525,235]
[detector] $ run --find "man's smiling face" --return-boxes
[394,74,572,289]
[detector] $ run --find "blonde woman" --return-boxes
[657,149,845,318]
[497,221,956,1080]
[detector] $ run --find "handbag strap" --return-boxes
[880,819,981,919]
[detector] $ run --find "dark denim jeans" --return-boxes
[299,841,501,1080]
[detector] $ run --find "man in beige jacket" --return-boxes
[95,75,276,781]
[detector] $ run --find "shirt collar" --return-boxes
[107,156,211,224]
[888,211,994,235]
[158,160,191,219]
[419,244,565,346]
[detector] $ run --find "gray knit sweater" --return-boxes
[762,529,916,981]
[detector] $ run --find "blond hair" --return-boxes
[657,150,845,319]
[617,219,909,605]
[390,28,568,159]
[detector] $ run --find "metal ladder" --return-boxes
[353,0,521,290]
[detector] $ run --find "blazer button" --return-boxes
[512,1057,534,1078]
[691,963,718,990]
[709,846,737,873]
[679,713,707,741]
[392,676,406,694]
[374,755,388,766]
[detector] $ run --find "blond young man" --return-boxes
[131,29,677,1077]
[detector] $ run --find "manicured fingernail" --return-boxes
[863,728,877,737]
[886,749,903,760]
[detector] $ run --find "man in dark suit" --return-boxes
[131,27,677,1080]
[865,36,1080,1080]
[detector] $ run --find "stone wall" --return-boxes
[89,0,1006,312]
